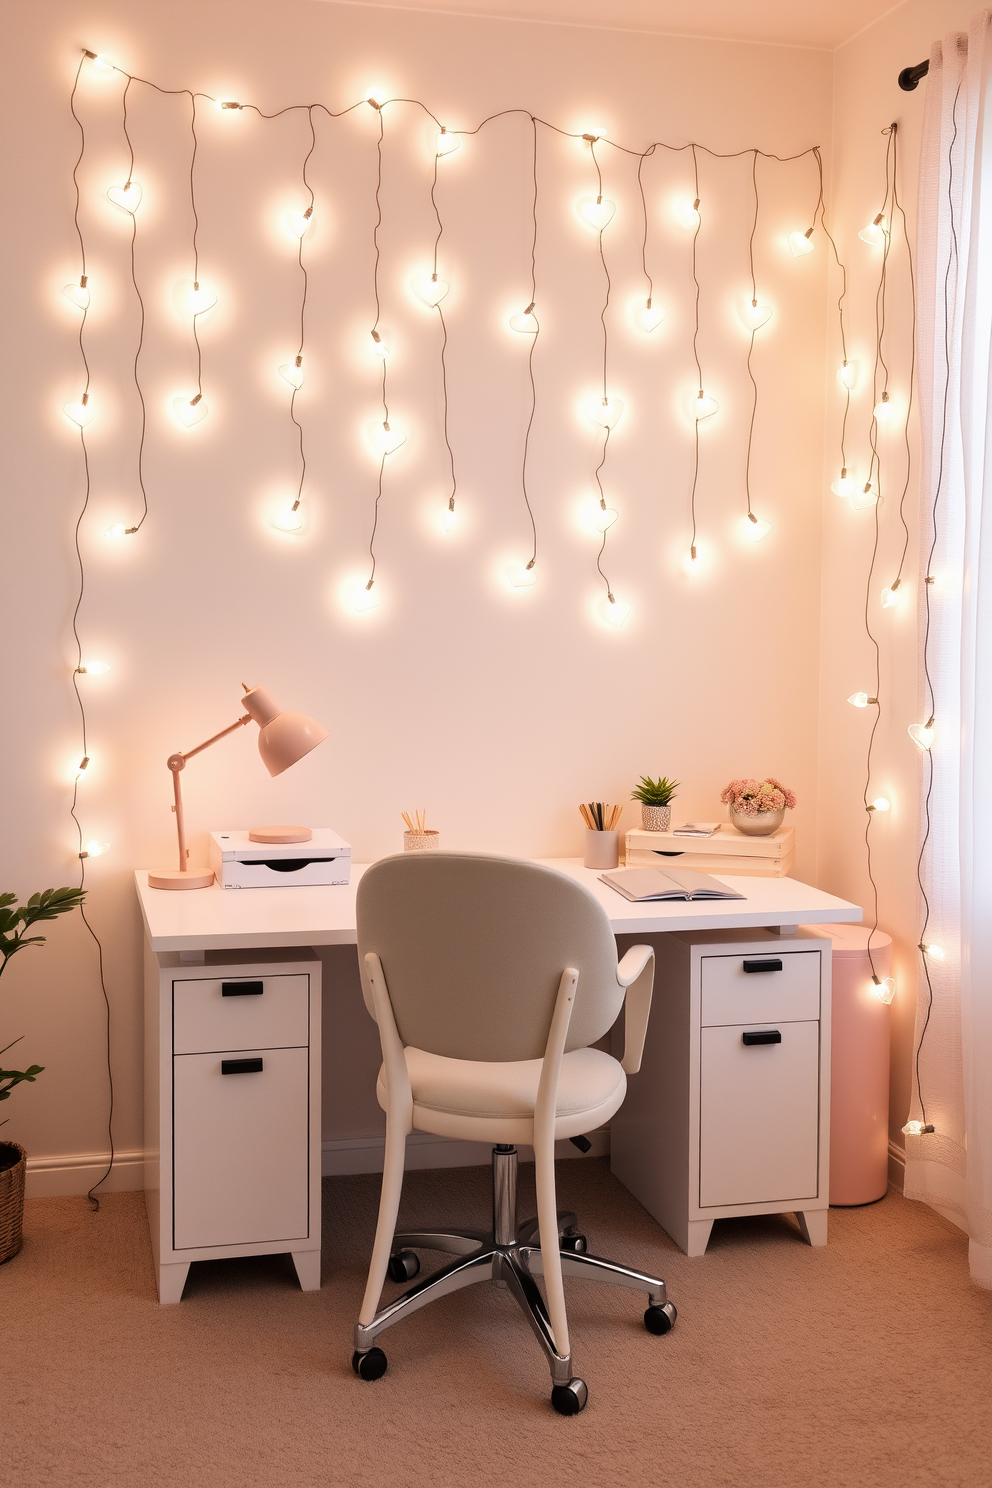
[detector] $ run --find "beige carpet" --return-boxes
[2,1159,990,1488]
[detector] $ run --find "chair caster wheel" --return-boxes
[387,1250,420,1283]
[561,1233,587,1254]
[644,1302,677,1335]
[551,1379,588,1416]
[352,1347,388,1381]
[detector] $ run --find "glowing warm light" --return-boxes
[637,300,665,333]
[69,754,91,782]
[81,840,110,859]
[881,582,901,608]
[370,419,406,456]
[851,481,877,511]
[586,396,624,430]
[63,395,93,428]
[278,357,305,389]
[350,580,379,612]
[89,53,115,71]
[64,278,90,310]
[287,206,313,238]
[683,547,700,576]
[365,88,388,109]
[578,197,616,231]
[744,514,771,541]
[908,720,935,751]
[848,692,877,708]
[837,360,859,390]
[739,299,772,331]
[594,504,618,533]
[107,180,142,214]
[831,469,855,498]
[440,500,456,533]
[869,797,891,812]
[436,128,460,157]
[601,594,630,627]
[922,942,945,961]
[788,228,814,257]
[214,99,244,111]
[370,330,390,359]
[872,977,896,1004]
[76,661,110,676]
[506,561,537,589]
[272,503,304,533]
[902,1119,931,1136]
[674,198,700,229]
[859,214,887,247]
[173,394,208,428]
[105,523,136,539]
[873,391,893,422]
[509,304,539,334]
[412,273,449,307]
[693,391,719,420]
[184,281,218,316]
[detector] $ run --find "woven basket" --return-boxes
[0,1141,26,1264]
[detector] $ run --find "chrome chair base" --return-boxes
[353,1144,674,1396]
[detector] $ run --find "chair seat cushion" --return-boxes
[378,1045,625,1122]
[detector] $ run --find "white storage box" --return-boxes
[625,824,795,878]
[209,829,351,889]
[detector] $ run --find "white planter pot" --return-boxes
[640,804,672,832]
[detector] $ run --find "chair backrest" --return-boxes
[356,852,625,1062]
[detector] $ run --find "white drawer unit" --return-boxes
[144,946,321,1303]
[611,928,831,1256]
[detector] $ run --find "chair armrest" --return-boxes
[616,945,655,1075]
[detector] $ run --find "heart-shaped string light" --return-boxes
[107,180,142,214]
[837,360,859,390]
[287,206,313,238]
[674,198,700,229]
[64,278,90,310]
[370,330,390,359]
[693,390,719,420]
[586,395,624,430]
[272,503,304,533]
[880,582,902,609]
[577,197,615,231]
[873,391,893,422]
[859,214,887,247]
[440,499,456,533]
[601,593,630,627]
[506,561,537,588]
[593,504,618,533]
[350,581,379,612]
[509,304,539,335]
[847,692,877,708]
[788,228,814,256]
[637,301,665,333]
[739,299,772,331]
[872,976,896,1004]
[851,480,877,511]
[831,470,855,498]
[908,720,935,751]
[63,394,93,427]
[173,393,208,428]
[278,357,305,389]
[184,280,218,316]
[744,514,771,541]
[412,273,449,307]
[370,419,406,456]
[436,128,460,157]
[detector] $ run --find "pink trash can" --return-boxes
[819,923,893,1206]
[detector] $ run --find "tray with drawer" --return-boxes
[173,973,310,1054]
[700,950,820,1027]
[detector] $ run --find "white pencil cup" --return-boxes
[583,829,619,870]
[404,830,440,852]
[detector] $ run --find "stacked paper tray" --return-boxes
[624,824,795,878]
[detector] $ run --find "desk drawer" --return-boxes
[173,973,309,1054]
[700,950,820,1027]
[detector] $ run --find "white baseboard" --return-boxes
[322,1128,611,1177]
[888,1138,906,1189]
[25,1148,145,1199]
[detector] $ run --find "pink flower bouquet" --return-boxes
[720,778,797,817]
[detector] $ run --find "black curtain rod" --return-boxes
[898,58,930,90]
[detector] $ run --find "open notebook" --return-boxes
[600,867,745,902]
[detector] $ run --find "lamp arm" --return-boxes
[166,715,252,872]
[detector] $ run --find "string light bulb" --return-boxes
[902,1119,935,1136]
[693,390,719,420]
[105,523,137,539]
[674,198,700,229]
[852,480,877,511]
[921,942,945,961]
[369,329,390,359]
[837,360,859,390]
[271,502,304,533]
[278,356,305,389]
[440,498,456,533]
[831,469,855,498]
[848,692,878,708]
[63,393,93,428]
[683,545,700,576]
[578,197,616,231]
[872,975,896,1004]
[173,393,208,428]
[370,419,406,456]
[788,227,814,256]
[868,796,891,812]
[76,661,110,676]
[594,503,618,533]
[288,206,313,238]
[64,276,90,310]
[744,513,771,541]
[184,280,217,316]
[506,560,537,588]
[586,396,624,430]
[107,180,142,214]
[80,840,110,859]
[436,127,460,157]
[509,303,539,335]
[881,580,902,608]
[859,214,887,247]
[350,580,379,612]
[873,391,893,422]
[412,273,449,307]
[214,99,244,111]
[601,592,630,627]
[637,299,665,333]
[739,299,772,331]
[908,717,935,751]
[86,52,115,72]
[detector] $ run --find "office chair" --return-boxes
[351,852,676,1415]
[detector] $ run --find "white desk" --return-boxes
[135,860,860,953]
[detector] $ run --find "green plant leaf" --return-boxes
[630,775,680,806]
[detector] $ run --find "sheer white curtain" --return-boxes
[905,9,992,1288]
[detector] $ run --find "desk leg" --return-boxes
[686,1220,714,1257]
[796,1210,828,1247]
[158,1261,191,1304]
[291,1250,321,1291]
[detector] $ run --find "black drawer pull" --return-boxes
[221,1057,264,1074]
[742,958,783,974]
[742,1030,782,1046]
[222,981,264,997]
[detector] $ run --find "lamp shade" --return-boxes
[242,686,329,777]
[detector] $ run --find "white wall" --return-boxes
[1,0,835,1183]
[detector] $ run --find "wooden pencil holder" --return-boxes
[404,830,440,852]
[583,829,619,870]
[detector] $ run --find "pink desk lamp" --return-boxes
[148,684,328,890]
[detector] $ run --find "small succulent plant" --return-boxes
[630,775,679,807]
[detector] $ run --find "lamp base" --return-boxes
[248,825,312,844]
[147,868,215,891]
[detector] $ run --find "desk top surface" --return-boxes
[135,860,860,953]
